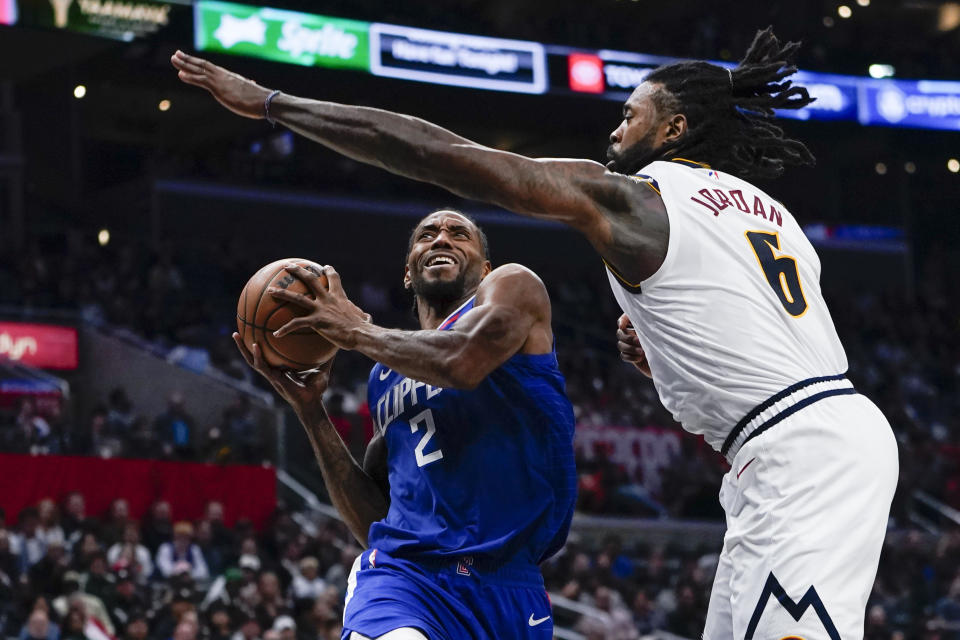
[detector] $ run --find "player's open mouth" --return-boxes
[424,254,458,270]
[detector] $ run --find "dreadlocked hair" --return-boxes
[644,27,816,180]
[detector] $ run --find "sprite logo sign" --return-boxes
[194,1,370,71]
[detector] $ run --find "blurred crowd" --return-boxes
[0,495,358,640]
[2,493,960,640]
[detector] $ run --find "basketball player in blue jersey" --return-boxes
[179,27,898,639]
[231,208,576,640]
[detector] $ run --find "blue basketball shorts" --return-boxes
[341,548,553,640]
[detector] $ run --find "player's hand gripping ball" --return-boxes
[237,259,338,370]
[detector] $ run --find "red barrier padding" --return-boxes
[0,453,277,530]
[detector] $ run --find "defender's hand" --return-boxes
[616,314,652,378]
[171,50,271,119]
[269,265,371,350]
[232,333,334,413]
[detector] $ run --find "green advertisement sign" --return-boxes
[194,1,370,71]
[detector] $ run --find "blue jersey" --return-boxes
[365,296,576,567]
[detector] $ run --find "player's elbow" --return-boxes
[440,357,486,390]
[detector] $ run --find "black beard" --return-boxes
[605,130,662,175]
[410,269,469,307]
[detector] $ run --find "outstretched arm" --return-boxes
[270,263,552,390]
[171,51,668,281]
[232,336,387,547]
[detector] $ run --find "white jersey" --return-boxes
[605,159,847,452]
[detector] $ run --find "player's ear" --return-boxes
[665,113,687,142]
[403,265,412,290]
[480,261,492,279]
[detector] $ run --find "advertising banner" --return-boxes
[575,424,682,496]
[776,70,860,122]
[16,0,189,41]
[860,78,960,131]
[370,22,547,94]
[194,0,370,70]
[0,0,17,25]
[0,322,78,370]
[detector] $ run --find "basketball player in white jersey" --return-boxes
[173,26,897,639]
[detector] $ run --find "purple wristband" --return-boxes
[264,89,281,126]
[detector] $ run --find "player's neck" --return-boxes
[417,293,474,330]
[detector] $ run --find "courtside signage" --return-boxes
[194,1,370,70]
[15,0,188,40]
[0,0,18,24]
[860,79,960,130]
[0,322,78,370]
[369,22,547,94]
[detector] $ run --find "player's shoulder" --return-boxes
[477,264,550,306]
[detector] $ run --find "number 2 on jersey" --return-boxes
[409,408,444,467]
[745,230,808,317]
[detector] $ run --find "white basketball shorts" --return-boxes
[703,391,898,640]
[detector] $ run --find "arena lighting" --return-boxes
[875,162,887,175]
[97,229,110,246]
[158,99,171,111]
[948,158,960,173]
[838,5,853,18]
[868,64,895,79]
[856,0,870,6]
[73,84,86,99]
[822,16,835,27]
[904,161,917,174]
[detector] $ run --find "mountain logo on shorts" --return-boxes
[745,572,840,640]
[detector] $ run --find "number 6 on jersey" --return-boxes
[745,230,808,317]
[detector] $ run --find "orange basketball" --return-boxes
[236,258,338,370]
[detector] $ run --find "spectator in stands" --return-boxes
[82,552,113,603]
[666,582,706,639]
[124,417,155,460]
[119,611,149,640]
[200,567,245,612]
[102,499,130,547]
[290,557,325,603]
[13,507,47,571]
[52,574,114,637]
[29,539,69,598]
[270,616,296,640]
[13,397,53,454]
[141,501,173,554]
[631,589,666,635]
[229,614,261,640]
[36,500,65,550]
[206,606,233,640]
[106,389,136,436]
[107,523,153,581]
[253,571,290,630]
[60,604,87,640]
[71,533,102,573]
[104,569,146,631]
[323,546,358,599]
[154,393,196,460]
[201,502,234,561]
[222,395,262,464]
[60,493,89,541]
[19,607,58,640]
[194,520,225,578]
[155,522,209,583]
